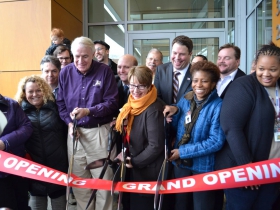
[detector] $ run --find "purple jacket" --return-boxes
[56,60,118,126]
[0,94,33,178]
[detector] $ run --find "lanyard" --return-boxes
[266,83,280,117]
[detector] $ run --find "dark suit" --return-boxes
[219,68,246,99]
[109,59,118,75]
[214,68,246,210]
[154,62,192,105]
[154,62,192,210]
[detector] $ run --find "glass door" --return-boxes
[128,30,225,64]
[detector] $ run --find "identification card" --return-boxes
[185,111,191,124]
[274,120,280,142]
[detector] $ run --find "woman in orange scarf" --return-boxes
[115,65,165,210]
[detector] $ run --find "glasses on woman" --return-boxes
[129,84,147,90]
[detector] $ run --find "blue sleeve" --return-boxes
[179,101,225,159]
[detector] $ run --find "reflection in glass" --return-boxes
[228,0,235,17]
[133,39,170,65]
[128,0,225,21]
[88,25,125,60]
[128,22,225,31]
[88,0,124,23]
[247,12,256,74]
[192,38,219,63]
[228,21,235,44]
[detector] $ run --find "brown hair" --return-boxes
[190,61,220,84]
[218,43,241,60]
[172,35,193,53]
[128,65,153,87]
[53,45,71,58]
[15,75,54,106]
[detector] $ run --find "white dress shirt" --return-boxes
[173,64,190,89]
[217,69,238,97]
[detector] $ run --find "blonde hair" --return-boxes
[15,75,55,106]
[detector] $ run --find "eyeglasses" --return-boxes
[129,84,147,90]
[95,48,105,52]
[58,57,71,61]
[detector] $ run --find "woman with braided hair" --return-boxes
[215,42,280,209]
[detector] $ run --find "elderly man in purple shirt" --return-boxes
[56,36,118,210]
[0,94,33,210]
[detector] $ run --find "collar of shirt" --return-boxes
[173,63,190,89]
[217,69,238,96]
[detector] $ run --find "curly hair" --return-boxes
[190,61,220,84]
[15,75,54,106]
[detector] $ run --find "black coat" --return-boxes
[22,100,68,197]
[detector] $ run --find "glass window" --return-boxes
[128,22,225,31]
[247,11,256,74]
[88,0,124,23]
[192,38,219,63]
[88,25,125,59]
[132,39,170,65]
[228,21,235,43]
[128,0,225,21]
[228,0,235,17]
[247,0,257,15]
[257,0,272,50]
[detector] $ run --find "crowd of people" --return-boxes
[0,28,279,210]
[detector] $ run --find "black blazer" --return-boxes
[154,62,192,105]
[109,59,118,75]
[220,68,246,99]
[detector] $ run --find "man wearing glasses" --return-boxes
[53,45,73,68]
[94,40,117,75]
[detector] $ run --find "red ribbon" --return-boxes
[0,151,280,194]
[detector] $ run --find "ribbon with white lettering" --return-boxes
[0,151,280,194]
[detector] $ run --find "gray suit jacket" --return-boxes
[154,62,192,105]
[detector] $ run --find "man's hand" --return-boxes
[70,107,90,120]
[0,140,5,151]
[163,105,178,123]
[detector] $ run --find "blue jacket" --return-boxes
[172,90,225,173]
[0,95,33,178]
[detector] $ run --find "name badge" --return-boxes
[185,111,191,124]
[274,120,280,142]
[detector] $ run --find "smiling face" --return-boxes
[72,44,94,74]
[57,50,72,68]
[25,82,44,109]
[192,71,216,100]
[117,55,136,84]
[94,43,109,63]
[145,51,162,73]
[217,48,240,77]
[171,43,192,70]
[129,76,150,100]
[256,55,280,87]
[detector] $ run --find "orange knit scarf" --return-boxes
[115,85,157,139]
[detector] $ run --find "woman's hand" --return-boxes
[163,106,178,123]
[168,149,180,161]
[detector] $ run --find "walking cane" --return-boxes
[84,124,117,210]
[66,115,78,210]
[154,117,169,210]
[111,118,127,210]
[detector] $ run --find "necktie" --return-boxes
[173,71,181,103]
[123,85,129,102]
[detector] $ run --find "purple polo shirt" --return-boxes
[56,60,118,127]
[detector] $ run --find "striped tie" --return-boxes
[173,71,181,103]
